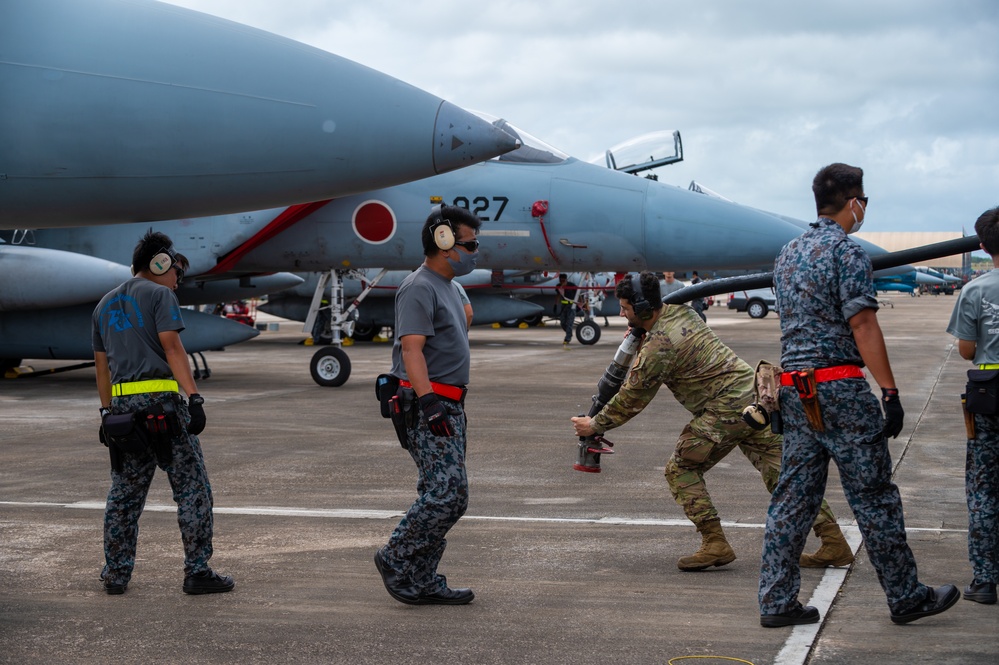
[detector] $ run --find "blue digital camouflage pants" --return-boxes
[102,392,214,585]
[759,378,929,615]
[968,413,999,584]
[382,398,469,594]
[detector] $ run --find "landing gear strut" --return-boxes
[303,268,388,387]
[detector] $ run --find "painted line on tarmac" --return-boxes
[0,501,969,534]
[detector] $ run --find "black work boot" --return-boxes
[183,569,235,595]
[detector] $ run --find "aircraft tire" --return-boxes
[310,346,351,387]
[351,324,377,342]
[575,320,601,345]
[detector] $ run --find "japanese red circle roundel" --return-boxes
[352,200,396,244]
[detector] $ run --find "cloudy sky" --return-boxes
[171,0,997,235]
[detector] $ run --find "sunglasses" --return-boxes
[172,264,185,285]
[854,196,869,206]
[453,239,480,252]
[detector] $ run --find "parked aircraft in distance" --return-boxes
[0,0,518,229]
[874,269,945,295]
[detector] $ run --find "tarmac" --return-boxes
[1,294,996,665]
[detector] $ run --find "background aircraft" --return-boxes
[10,118,816,385]
[873,270,945,296]
[0,0,518,229]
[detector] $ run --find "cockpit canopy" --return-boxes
[470,111,569,164]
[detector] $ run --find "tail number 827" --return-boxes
[451,196,508,222]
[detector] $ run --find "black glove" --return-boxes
[419,393,453,437]
[187,394,206,436]
[881,388,904,439]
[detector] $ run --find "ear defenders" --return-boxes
[429,204,456,251]
[148,246,178,276]
[630,273,653,320]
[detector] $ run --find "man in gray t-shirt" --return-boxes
[945,206,999,606]
[375,204,482,607]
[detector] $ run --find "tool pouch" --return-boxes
[962,394,976,439]
[965,369,999,415]
[143,401,180,466]
[388,386,416,449]
[743,360,783,431]
[375,374,400,418]
[101,412,150,472]
[789,368,825,432]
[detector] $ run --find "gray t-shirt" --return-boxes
[92,277,185,384]
[390,266,470,386]
[947,269,999,365]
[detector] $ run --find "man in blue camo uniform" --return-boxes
[374,205,481,606]
[92,230,234,595]
[758,163,958,627]
[946,206,999,605]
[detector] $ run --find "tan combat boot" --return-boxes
[677,520,737,571]
[800,521,854,568]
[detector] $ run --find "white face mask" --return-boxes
[848,199,865,234]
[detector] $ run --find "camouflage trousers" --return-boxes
[968,413,999,583]
[382,398,469,594]
[665,408,836,529]
[102,392,214,585]
[759,379,928,615]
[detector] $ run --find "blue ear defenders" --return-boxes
[429,204,456,251]
[630,273,653,319]
[148,246,178,276]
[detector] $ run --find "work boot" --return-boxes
[677,520,736,571]
[800,522,854,568]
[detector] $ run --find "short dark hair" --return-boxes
[420,205,482,256]
[974,207,999,256]
[615,271,662,311]
[812,163,864,217]
[131,229,181,274]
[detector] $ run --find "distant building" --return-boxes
[854,231,972,272]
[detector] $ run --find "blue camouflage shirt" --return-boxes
[774,218,879,370]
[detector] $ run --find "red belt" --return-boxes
[780,365,865,387]
[399,379,466,402]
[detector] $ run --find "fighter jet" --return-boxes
[874,269,945,296]
[7,117,814,384]
[0,0,518,229]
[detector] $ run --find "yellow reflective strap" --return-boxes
[979,364,999,370]
[111,379,179,396]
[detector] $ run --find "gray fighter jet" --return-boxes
[0,0,518,229]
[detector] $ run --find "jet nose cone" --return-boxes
[433,101,521,174]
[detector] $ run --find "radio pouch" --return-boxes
[388,386,416,449]
[965,369,999,415]
[375,374,400,418]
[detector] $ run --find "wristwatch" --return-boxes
[189,394,204,406]
[99,406,111,418]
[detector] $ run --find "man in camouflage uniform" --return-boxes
[374,204,481,605]
[946,206,999,605]
[571,272,852,572]
[758,163,957,627]
[92,230,234,595]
